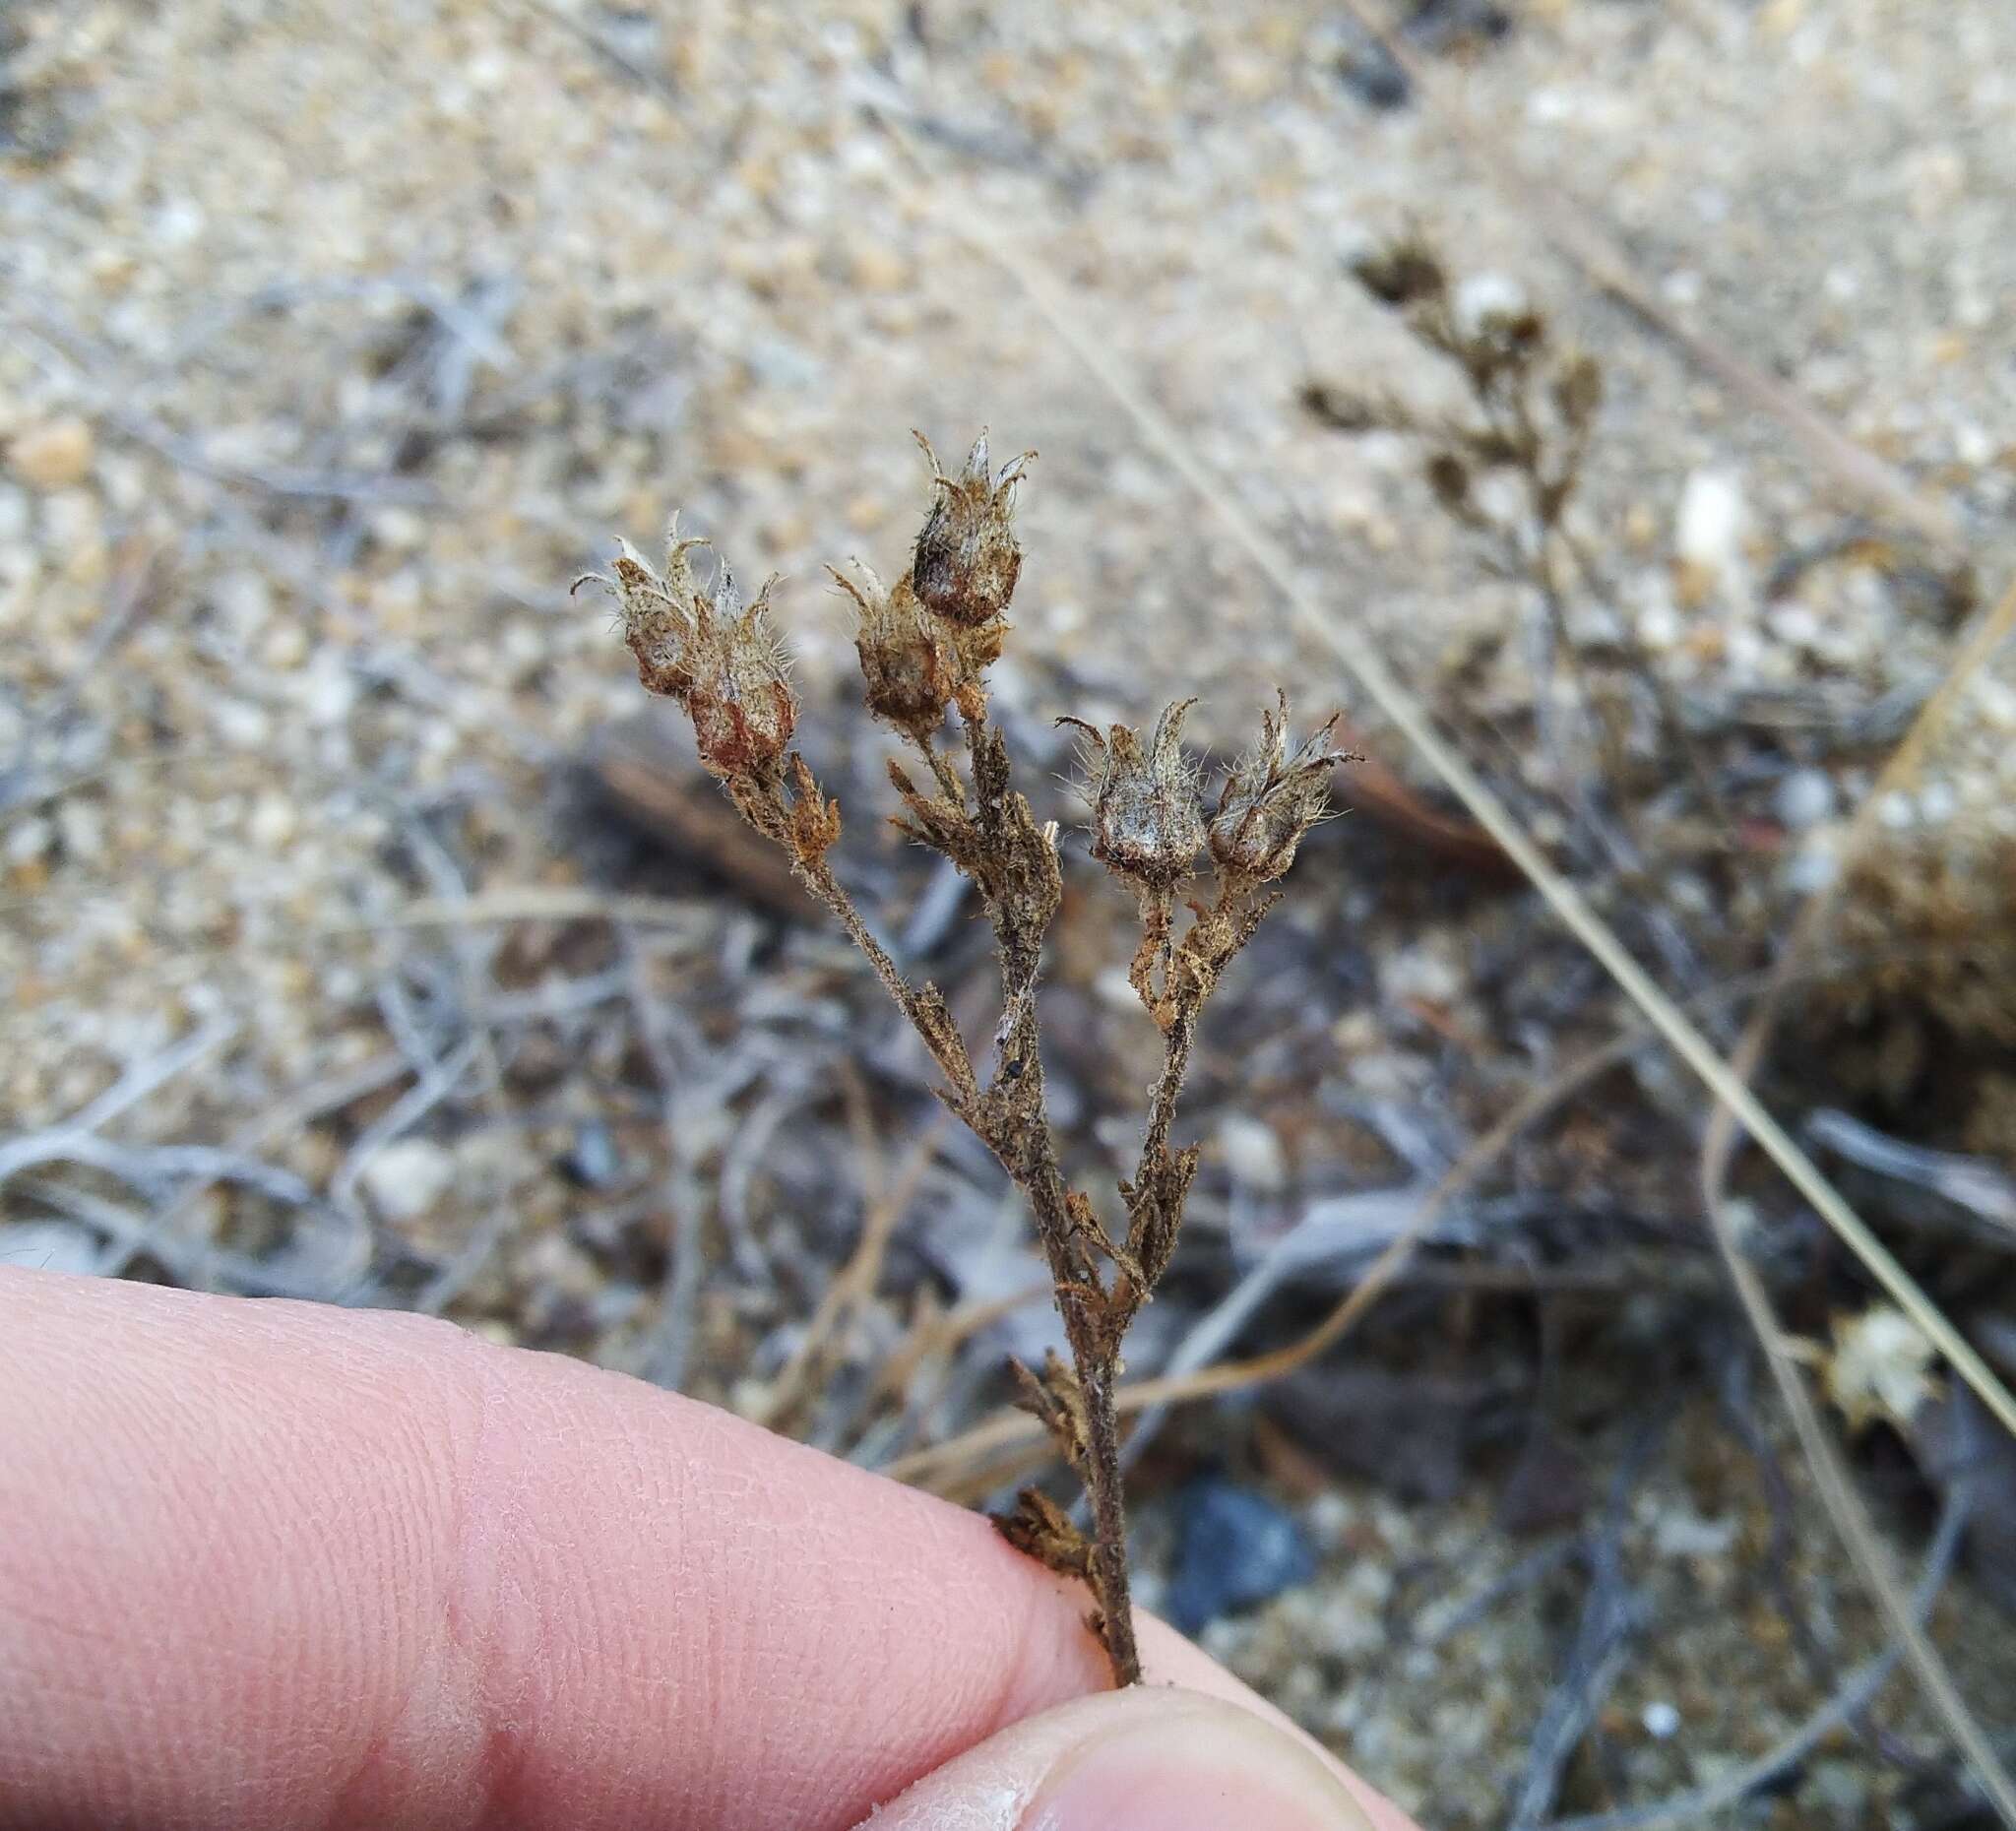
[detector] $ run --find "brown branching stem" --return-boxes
[584,431,1341,1688]
[916,731,967,807]
[791,853,979,1107]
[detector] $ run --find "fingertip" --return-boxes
[855,1688,1388,1831]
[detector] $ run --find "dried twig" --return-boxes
[1806,1107,2016,1241]
[574,434,1347,1686]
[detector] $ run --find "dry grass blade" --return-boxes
[326,886,708,935]
[1699,1186,2016,1824]
[1684,574,2016,1826]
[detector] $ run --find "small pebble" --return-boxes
[1878,790,1917,830]
[559,1119,623,1190]
[1453,272,1528,339]
[247,791,298,848]
[55,799,105,864]
[5,817,53,865]
[1774,767,1835,830]
[1785,843,1840,896]
[1167,1479,1318,1634]
[1218,1112,1287,1193]
[1380,938,1464,1007]
[1765,600,1821,648]
[1675,468,1748,589]
[8,418,94,491]
[848,244,909,292]
[1334,33,1409,110]
[358,1137,455,1222]
[1642,1701,1681,1739]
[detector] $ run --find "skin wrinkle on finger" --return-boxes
[328,1340,508,1826]
[1,1285,470,1825]
[0,1270,1410,1831]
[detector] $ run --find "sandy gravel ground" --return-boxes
[6,3,2016,1825]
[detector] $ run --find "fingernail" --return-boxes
[1026,1694,1372,1831]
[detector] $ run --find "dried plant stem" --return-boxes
[954,701,1143,1682]
[796,787,1143,1679]
[1073,1357,1140,1682]
[792,852,981,1106]
[1139,1007,1195,1173]
[788,816,1142,1657]
[582,432,1343,1686]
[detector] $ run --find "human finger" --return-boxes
[0,1268,1408,1830]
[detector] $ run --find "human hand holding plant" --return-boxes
[577,429,1354,1686]
[0,1268,1415,1830]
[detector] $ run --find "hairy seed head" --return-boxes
[1350,234,1447,310]
[910,429,1033,630]
[683,564,797,779]
[829,558,954,742]
[577,523,797,781]
[1069,698,1205,893]
[1209,692,1353,885]
[578,522,714,700]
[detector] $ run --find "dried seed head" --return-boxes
[1209,693,1353,885]
[575,522,714,700]
[910,429,1033,629]
[1552,350,1604,430]
[1068,698,1206,893]
[576,524,797,781]
[684,564,797,779]
[1350,234,1447,309]
[1424,451,1472,516]
[828,558,954,742]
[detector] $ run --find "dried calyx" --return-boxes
[577,429,1351,1691]
[575,525,797,782]
[910,430,1033,680]
[829,559,954,744]
[1349,231,1446,309]
[1069,698,1206,894]
[1209,691,1354,887]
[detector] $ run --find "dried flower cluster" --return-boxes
[1315,232,1714,812]
[577,431,1351,1685]
[1335,232,1603,578]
